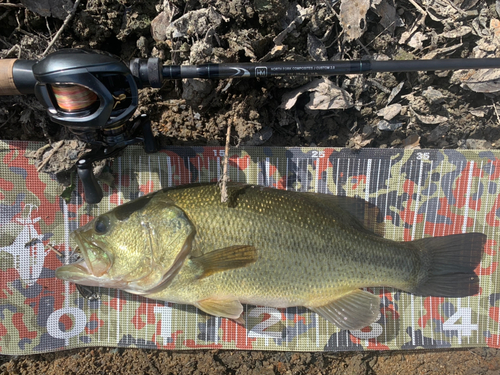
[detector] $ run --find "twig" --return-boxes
[0,112,16,130]
[37,140,64,172]
[408,0,427,17]
[6,44,21,58]
[0,11,10,22]
[492,99,500,127]
[365,21,396,48]
[0,3,24,8]
[45,243,63,257]
[42,0,81,56]
[356,39,371,56]
[219,120,232,203]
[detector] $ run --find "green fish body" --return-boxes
[56,184,485,330]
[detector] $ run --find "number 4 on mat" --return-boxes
[442,308,478,336]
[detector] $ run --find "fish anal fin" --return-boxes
[191,245,257,279]
[309,289,380,331]
[196,297,244,321]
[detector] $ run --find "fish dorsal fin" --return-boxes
[302,193,385,237]
[309,289,380,331]
[196,297,244,322]
[190,245,258,279]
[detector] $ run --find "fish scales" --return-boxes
[154,184,419,306]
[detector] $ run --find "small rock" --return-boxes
[362,124,374,137]
[377,120,403,131]
[427,124,450,143]
[422,87,446,104]
[242,127,273,146]
[466,139,493,149]
[181,79,213,107]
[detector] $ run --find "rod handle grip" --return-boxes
[0,59,36,95]
[0,59,20,95]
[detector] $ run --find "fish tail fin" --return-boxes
[409,233,486,297]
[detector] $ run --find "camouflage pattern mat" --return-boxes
[1,140,500,354]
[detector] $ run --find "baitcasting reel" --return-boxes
[33,50,162,204]
[0,49,163,203]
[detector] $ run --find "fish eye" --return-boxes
[94,216,110,234]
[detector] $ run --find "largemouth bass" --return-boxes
[56,183,485,330]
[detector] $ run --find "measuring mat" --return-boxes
[1,140,500,354]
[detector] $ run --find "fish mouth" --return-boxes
[55,232,102,282]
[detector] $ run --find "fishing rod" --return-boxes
[1,49,500,203]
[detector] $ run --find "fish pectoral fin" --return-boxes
[309,289,380,331]
[191,245,257,279]
[196,297,244,321]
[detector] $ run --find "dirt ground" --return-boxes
[1,0,500,373]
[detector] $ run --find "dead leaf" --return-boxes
[427,124,450,143]
[406,32,428,50]
[281,78,354,111]
[387,81,404,105]
[307,34,327,61]
[151,3,179,41]
[403,133,421,149]
[259,45,288,62]
[273,5,313,45]
[455,0,481,10]
[371,0,404,35]
[466,139,492,149]
[241,127,273,146]
[422,43,463,59]
[350,133,372,149]
[491,18,500,39]
[424,0,461,20]
[460,69,500,93]
[440,26,472,39]
[415,112,448,125]
[377,104,402,120]
[469,106,491,118]
[20,0,72,20]
[340,0,370,41]
[162,7,224,42]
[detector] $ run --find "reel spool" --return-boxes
[50,84,99,113]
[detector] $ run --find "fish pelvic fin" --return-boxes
[190,245,257,279]
[196,297,244,322]
[309,289,381,331]
[409,232,486,297]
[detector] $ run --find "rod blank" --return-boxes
[161,58,500,80]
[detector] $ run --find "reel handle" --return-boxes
[76,158,103,204]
